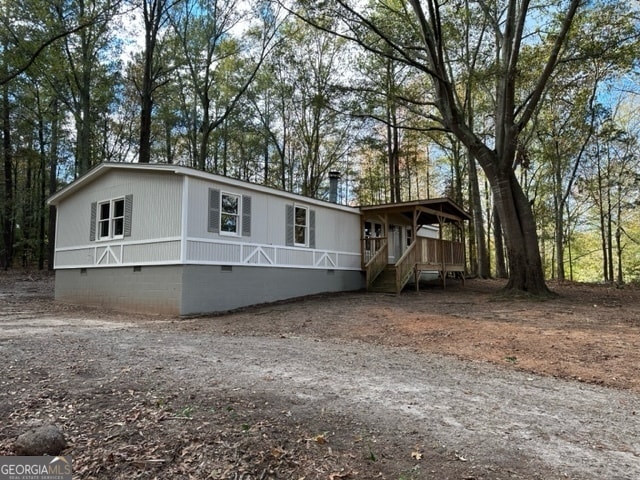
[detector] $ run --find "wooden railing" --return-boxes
[394,241,417,294]
[362,236,387,266]
[364,238,388,287]
[362,236,465,292]
[416,238,465,270]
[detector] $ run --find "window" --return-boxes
[286,204,315,248]
[220,193,240,235]
[208,188,251,237]
[294,205,308,246]
[98,198,125,240]
[90,195,133,241]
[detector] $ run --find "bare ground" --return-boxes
[1,271,639,479]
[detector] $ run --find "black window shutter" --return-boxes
[124,194,134,237]
[285,204,294,246]
[208,188,220,233]
[89,202,97,241]
[309,209,316,249]
[242,195,252,237]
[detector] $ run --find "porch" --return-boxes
[360,198,470,294]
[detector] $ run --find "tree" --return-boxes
[265,16,358,198]
[353,42,416,204]
[55,0,121,175]
[526,0,639,281]
[245,61,294,187]
[137,0,180,164]
[346,1,440,205]
[292,0,591,295]
[0,0,115,87]
[160,0,280,171]
[579,117,640,283]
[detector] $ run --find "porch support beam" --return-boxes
[416,206,462,222]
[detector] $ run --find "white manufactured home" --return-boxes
[48,163,469,315]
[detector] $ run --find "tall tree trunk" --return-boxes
[393,122,400,202]
[554,156,565,281]
[385,56,400,203]
[37,98,47,270]
[222,118,228,176]
[446,118,550,294]
[48,100,60,270]
[24,141,34,267]
[197,98,211,170]
[263,126,270,184]
[76,21,93,175]
[386,117,400,203]
[164,120,173,164]
[594,144,608,281]
[615,184,623,284]
[468,154,489,277]
[605,175,614,283]
[599,205,608,282]
[139,50,154,164]
[139,0,166,164]
[2,80,14,269]
[77,67,92,174]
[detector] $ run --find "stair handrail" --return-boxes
[365,239,388,288]
[394,240,418,294]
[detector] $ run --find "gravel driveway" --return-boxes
[2,312,639,479]
[2,273,640,478]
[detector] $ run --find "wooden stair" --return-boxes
[368,266,400,293]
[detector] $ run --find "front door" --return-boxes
[388,225,403,263]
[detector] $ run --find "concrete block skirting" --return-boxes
[55,266,183,315]
[55,265,365,316]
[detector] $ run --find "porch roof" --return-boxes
[359,198,471,225]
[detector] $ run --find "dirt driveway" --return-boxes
[1,272,639,479]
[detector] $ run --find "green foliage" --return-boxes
[1,0,640,278]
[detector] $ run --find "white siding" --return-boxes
[315,204,362,253]
[184,177,361,270]
[54,166,362,271]
[418,225,439,239]
[54,170,183,267]
[123,240,181,264]
[186,177,361,252]
[185,239,361,270]
[186,177,261,240]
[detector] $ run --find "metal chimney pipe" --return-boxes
[329,171,341,203]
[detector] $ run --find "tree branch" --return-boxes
[516,0,582,131]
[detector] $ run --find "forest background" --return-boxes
[1,0,639,286]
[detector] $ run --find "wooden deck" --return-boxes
[365,237,465,293]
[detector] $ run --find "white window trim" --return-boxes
[97,197,125,241]
[219,191,241,237]
[294,204,308,247]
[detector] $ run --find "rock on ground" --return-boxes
[14,424,67,456]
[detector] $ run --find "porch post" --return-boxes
[414,206,420,291]
[384,213,389,264]
[439,216,446,288]
[360,214,365,269]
